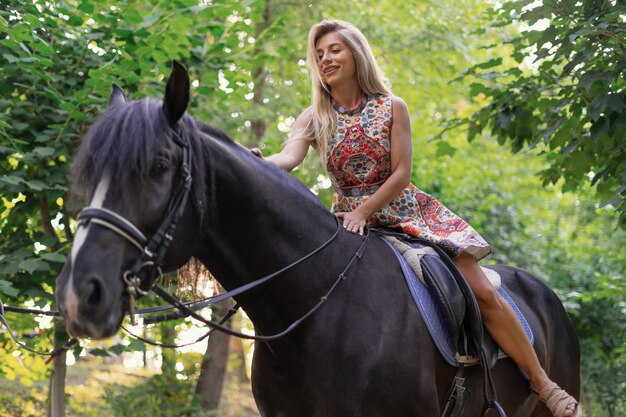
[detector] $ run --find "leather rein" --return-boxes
[75,127,370,341]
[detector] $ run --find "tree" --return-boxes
[1,0,624,415]
[448,0,626,228]
[0,0,247,414]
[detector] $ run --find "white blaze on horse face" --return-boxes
[64,175,111,322]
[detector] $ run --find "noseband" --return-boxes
[76,128,192,322]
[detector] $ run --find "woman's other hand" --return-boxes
[335,210,367,235]
[250,147,263,158]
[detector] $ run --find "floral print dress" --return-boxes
[327,94,491,260]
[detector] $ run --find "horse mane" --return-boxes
[73,99,165,192]
[71,99,207,216]
[71,97,325,217]
[194,120,327,211]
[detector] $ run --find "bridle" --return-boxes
[77,128,193,323]
[74,125,370,340]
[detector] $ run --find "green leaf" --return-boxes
[19,42,32,56]
[68,15,84,26]
[0,175,25,186]
[475,57,502,70]
[520,4,549,25]
[108,344,126,355]
[580,71,611,94]
[18,258,50,274]
[126,338,146,352]
[436,141,457,157]
[78,0,95,14]
[40,253,66,263]
[589,95,609,121]
[32,147,56,158]
[123,8,143,24]
[2,54,18,64]
[469,82,492,98]
[605,93,624,114]
[0,280,19,297]
[33,41,55,57]
[21,14,41,28]
[140,13,161,29]
[25,180,46,191]
[89,348,111,357]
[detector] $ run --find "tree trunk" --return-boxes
[160,322,177,377]
[195,300,233,411]
[250,0,272,145]
[48,319,67,417]
[229,312,249,383]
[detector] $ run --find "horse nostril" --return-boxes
[84,278,104,309]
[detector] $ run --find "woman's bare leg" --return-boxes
[454,252,577,417]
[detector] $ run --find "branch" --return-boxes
[38,194,60,244]
[61,205,74,242]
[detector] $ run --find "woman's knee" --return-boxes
[453,253,501,308]
[472,283,501,309]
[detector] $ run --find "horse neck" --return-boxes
[192,139,341,331]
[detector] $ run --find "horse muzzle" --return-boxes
[56,263,126,340]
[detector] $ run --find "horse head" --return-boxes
[55,62,203,339]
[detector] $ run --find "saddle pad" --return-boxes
[382,238,534,367]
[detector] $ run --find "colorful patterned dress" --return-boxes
[327,94,491,260]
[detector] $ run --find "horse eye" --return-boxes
[150,160,170,177]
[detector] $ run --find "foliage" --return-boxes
[0,0,624,415]
[0,372,108,417]
[105,373,213,417]
[448,0,626,228]
[0,0,287,375]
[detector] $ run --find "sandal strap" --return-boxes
[535,382,580,417]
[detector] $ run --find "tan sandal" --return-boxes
[534,382,582,417]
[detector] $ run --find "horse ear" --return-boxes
[163,60,190,127]
[108,83,126,108]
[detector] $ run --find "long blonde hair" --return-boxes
[290,20,391,159]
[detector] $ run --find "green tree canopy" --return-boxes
[449,0,626,228]
[0,1,624,415]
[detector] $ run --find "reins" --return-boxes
[72,123,371,341]
[0,295,230,360]
[0,298,78,362]
[2,124,371,357]
[151,218,369,341]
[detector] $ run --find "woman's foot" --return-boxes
[533,381,581,417]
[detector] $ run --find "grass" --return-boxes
[0,360,259,417]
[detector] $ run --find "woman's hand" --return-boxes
[335,210,367,235]
[250,147,264,158]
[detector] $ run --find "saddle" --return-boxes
[375,229,533,417]
[378,231,499,368]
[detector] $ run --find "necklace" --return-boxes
[332,93,368,115]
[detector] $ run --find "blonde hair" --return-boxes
[290,20,391,159]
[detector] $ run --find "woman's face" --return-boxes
[315,32,356,88]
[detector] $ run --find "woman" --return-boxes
[254,19,580,417]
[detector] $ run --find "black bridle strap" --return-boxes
[165,216,343,308]
[0,298,78,359]
[151,226,370,341]
[77,207,147,251]
[76,128,192,295]
[2,296,213,318]
[141,150,192,263]
[121,303,240,349]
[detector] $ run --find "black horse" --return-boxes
[55,63,580,417]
